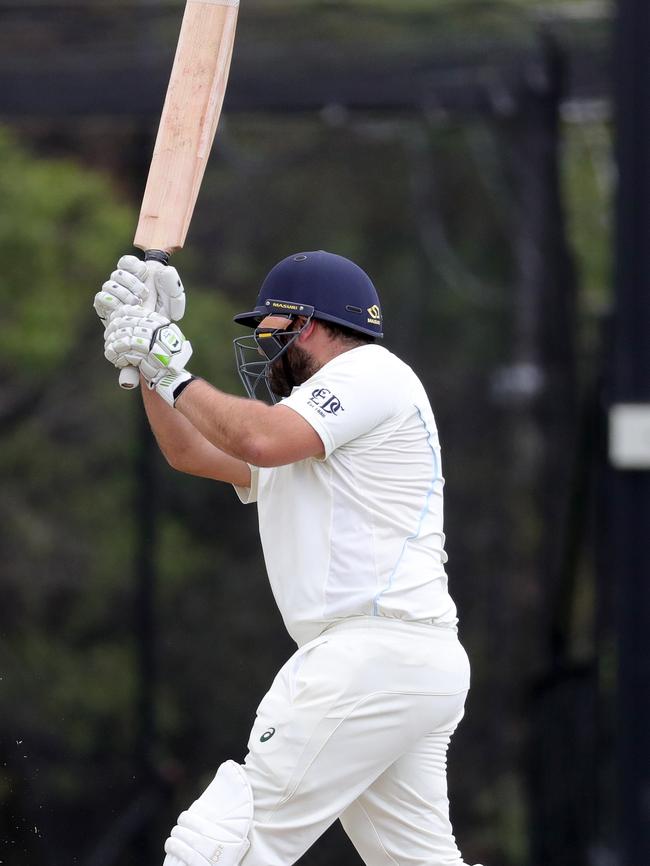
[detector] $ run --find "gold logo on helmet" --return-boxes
[367,304,381,325]
[270,302,301,312]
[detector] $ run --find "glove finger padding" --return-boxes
[94,276,146,324]
[116,254,149,283]
[155,266,186,321]
[105,324,158,369]
[117,253,186,322]
[95,255,186,373]
[104,305,168,332]
[103,305,194,404]
[110,267,149,299]
[104,307,171,370]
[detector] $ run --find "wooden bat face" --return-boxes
[119,0,239,389]
[134,0,240,255]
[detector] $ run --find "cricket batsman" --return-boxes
[95,250,484,866]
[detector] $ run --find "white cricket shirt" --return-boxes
[235,344,459,646]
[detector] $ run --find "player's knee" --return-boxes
[163,760,253,866]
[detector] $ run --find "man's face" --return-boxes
[257,315,319,398]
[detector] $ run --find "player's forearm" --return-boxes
[174,377,274,465]
[140,380,253,486]
[141,381,207,468]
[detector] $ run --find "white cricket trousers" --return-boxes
[239,617,473,866]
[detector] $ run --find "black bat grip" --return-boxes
[144,249,171,266]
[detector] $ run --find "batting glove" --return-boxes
[104,307,195,406]
[93,255,186,327]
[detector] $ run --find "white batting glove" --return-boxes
[93,255,186,327]
[104,307,195,406]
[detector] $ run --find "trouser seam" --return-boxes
[268,697,366,815]
[356,799,400,866]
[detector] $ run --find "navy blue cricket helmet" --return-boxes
[233,250,384,338]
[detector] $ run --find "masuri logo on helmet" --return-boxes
[367,305,381,326]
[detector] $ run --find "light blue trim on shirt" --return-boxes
[372,406,439,615]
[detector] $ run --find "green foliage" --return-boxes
[0,129,137,853]
[0,129,132,373]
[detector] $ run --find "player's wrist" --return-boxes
[154,370,197,407]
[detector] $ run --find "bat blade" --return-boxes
[119,0,239,390]
[134,0,240,255]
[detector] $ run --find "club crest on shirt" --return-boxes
[308,388,344,417]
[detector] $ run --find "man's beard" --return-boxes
[267,343,319,398]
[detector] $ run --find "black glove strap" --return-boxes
[172,375,197,404]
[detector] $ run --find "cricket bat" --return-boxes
[119,0,240,389]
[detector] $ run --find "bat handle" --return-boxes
[118,250,171,390]
[118,365,141,390]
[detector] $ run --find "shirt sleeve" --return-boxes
[280,351,403,457]
[232,464,259,504]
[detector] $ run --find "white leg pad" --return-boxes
[163,760,253,866]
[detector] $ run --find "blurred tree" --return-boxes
[0,125,138,863]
